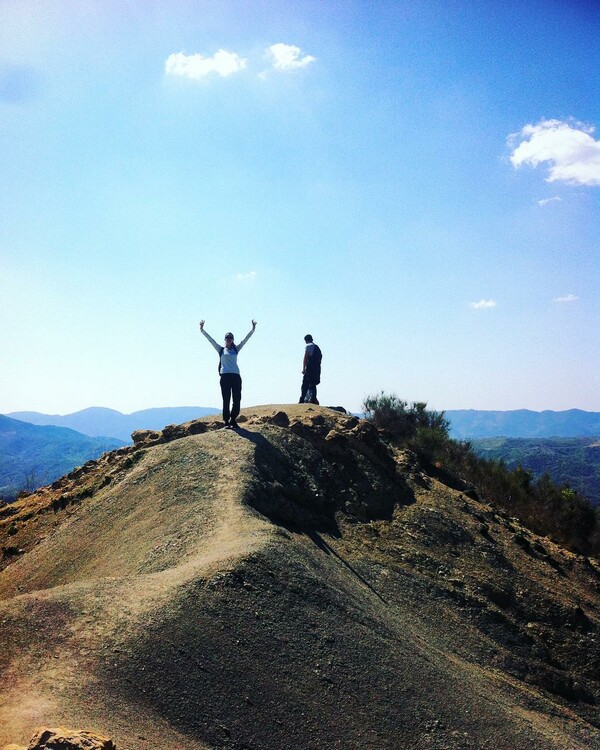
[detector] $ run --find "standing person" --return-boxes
[199,319,257,428]
[299,334,322,405]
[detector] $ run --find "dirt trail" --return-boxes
[0,429,273,749]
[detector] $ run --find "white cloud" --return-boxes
[469,299,497,309]
[235,271,257,282]
[165,50,247,79]
[537,196,561,207]
[553,294,579,303]
[508,119,600,186]
[266,43,316,71]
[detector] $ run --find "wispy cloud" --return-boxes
[508,119,600,186]
[469,299,497,309]
[537,196,561,207]
[553,294,579,303]
[235,271,257,282]
[165,50,247,79]
[265,43,316,71]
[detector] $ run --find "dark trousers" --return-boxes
[220,373,242,423]
[299,373,319,404]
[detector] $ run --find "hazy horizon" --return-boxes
[5,404,600,418]
[2,1,598,416]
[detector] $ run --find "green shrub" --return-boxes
[362,392,454,467]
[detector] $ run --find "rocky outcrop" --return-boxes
[246,409,412,528]
[26,728,116,750]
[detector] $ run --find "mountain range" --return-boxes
[0,414,123,499]
[3,406,598,501]
[445,409,600,439]
[7,407,600,442]
[1,405,598,750]
[7,406,219,442]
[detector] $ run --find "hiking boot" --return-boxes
[229,419,239,429]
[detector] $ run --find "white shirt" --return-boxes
[201,328,254,376]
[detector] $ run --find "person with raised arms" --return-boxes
[199,319,257,428]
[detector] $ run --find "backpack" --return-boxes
[306,344,322,384]
[218,345,237,374]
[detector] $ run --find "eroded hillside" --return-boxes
[1,405,599,750]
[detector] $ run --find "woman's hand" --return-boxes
[252,319,257,330]
[199,320,205,331]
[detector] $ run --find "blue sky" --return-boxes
[1,0,599,415]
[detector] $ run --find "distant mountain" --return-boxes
[446,409,600,439]
[7,406,219,442]
[471,436,600,508]
[0,414,124,499]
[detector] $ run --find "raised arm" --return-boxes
[199,320,221,353]
[237,319,257,352]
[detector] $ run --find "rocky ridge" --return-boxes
[1,405,599,750]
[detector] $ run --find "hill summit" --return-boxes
[1,405,599,750]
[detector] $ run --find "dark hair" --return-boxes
[304,334,313,343]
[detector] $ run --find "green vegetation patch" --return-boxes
[363,392,600,557]
[471,437,600,508]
